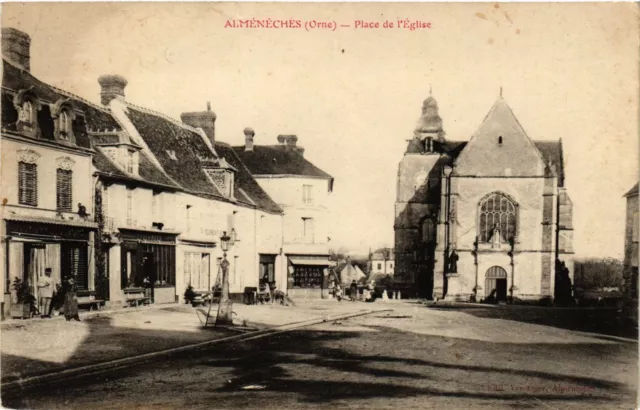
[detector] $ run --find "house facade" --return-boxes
[1,28,289,315]
[370,248,395,276]
[394,92,574,302]
[622,183,638,324]
[94,75,285,305]
[233,132,334,298]
[0,28,113,317]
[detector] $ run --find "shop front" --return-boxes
[3,217,97,317]
[286,255,331,299]
[119,228,178,305]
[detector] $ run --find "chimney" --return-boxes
[244,127,255,151]
[2,28,31,71]
[277,134,298,149]
[181,102,217,146]
[98,74,128,105]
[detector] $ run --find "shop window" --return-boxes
[292,266,323,288]
[18,161,38,206]
[56,169,73,212]
[184,252,210,290]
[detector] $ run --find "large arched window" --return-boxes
[479,193,517,243]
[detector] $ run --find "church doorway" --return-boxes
[485,266,508,302]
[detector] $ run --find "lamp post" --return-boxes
[216,230,234,326]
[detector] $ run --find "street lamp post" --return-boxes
[216,230,234,326]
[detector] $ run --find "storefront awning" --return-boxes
[5,214,98,229]
[288,257,331,266]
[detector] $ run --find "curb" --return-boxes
[1,303,177,330]
[1,307,391,394]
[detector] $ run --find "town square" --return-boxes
[0,3,638,409]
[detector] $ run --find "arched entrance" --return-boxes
[485,266,508,302]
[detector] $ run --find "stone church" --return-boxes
[394,92,574,302]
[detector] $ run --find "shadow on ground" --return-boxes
[428,304,638,338]
[1,314,235,385]
[5,317,636,409]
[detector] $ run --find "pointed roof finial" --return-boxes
[429,85,433,96]
[499,86,503,98]
[206,101,211,111]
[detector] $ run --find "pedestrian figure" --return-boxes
[349,280,358,302]
[63,276,80,321]
[37,268,54,318]
[334,284,343,301]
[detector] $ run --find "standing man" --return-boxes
[349,280,358,302]
[37,268,55,318]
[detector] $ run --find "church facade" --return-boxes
[394,93,574,302]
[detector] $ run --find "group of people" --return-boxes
[35,268,81,321]
[332,279,376,302]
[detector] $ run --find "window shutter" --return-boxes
[63,244,88,290]
[18,162,37,206]
[56,169,73,211]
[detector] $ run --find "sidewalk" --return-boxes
[1,298,389,383]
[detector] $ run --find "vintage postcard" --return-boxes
[0,2,638,409]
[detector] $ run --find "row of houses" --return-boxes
[0,28,334,316]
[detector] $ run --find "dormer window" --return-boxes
[52,99,76,143]
[14,88,40,136]
[125,149,139,175]
[202,158,237,199]
[21,101,34,131]
[59,111,70,139]
[205,169,234,198]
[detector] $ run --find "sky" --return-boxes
[3,3,638,259]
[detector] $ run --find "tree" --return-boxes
[574,257,624,291]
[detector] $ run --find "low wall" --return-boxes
[288,288,324,299]
[154,287,176,304]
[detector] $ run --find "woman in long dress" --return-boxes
[63,276,80,322]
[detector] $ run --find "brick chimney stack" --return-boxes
[181,102,217,146]
[2,28,31,72]
[244,127,255,152]
[277,134,304,156]
[98,74,128,105]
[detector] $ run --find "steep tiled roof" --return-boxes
[93,148,180,190]
[232,145,332,179]
[125,106,219,196]
[533,141,565,187]
[1,59,120,149]
[625,183,639,198]
[214,143,283,213]
[93,149,127,178]
[125,106,282,213]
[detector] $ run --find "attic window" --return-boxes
[52,99,76,142]
[166,150,177,160]
[205,169,234,198]
[498,136,503,145]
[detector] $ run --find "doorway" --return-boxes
[485,266,508,302]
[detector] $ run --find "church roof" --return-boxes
[405,97,567,187]
[625,183,639,197]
